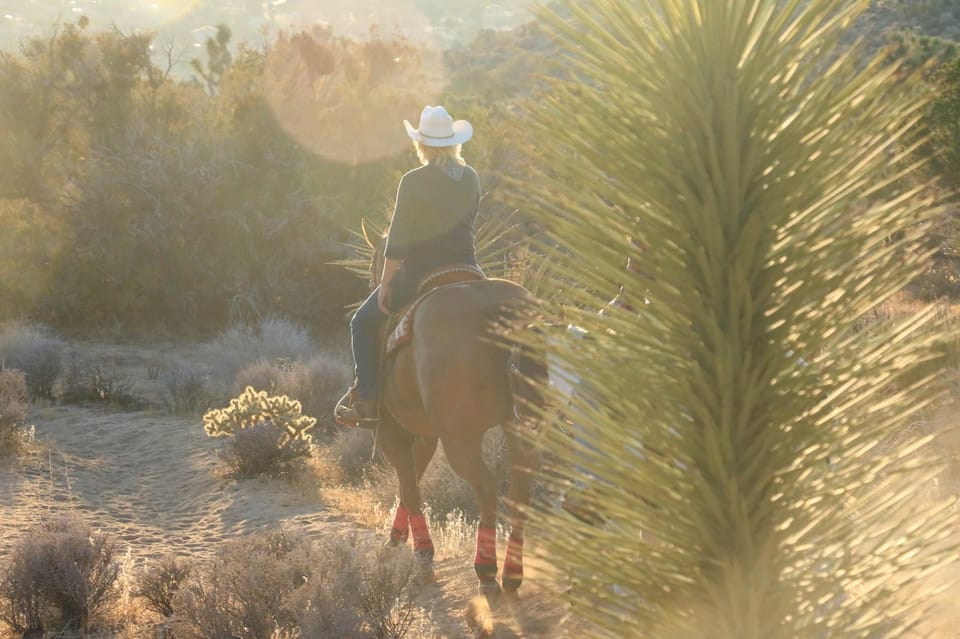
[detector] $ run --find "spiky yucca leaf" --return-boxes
[515,1,958,637]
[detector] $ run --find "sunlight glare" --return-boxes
[139,0,203,28]
[263,0,447,164]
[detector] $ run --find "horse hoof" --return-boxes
[415,567,436,585]
[466,595,495,637]
[501,575,522,593]
[501,584,520,601]
[479,581,502,608]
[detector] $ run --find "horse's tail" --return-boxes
[493,292,547,424]
[509,338,548,424]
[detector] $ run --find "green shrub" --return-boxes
[203,386,316,477]
[927,53,960,188]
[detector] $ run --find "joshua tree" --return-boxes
[521,1,957,637]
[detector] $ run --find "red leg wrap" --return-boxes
[410,513,433,554]
[474,526,498,582]
[502,533,524,591]
[389,503,409,544]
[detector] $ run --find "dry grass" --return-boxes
[205,316,316,382]
[0,368,27,456]
[0,322,64,401]
[170,529,422,639]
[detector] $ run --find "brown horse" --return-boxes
[361,229,545,601]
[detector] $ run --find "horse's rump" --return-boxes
[382,278,541,437]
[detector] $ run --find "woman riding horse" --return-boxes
[336,104,480,424]
[334,106,545,601]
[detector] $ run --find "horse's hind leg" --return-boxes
[376,417,435,576]
[442,432,501,600]
[502,425,538,594]
[388,436,438,547]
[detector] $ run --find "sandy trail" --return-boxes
[0,405,356,562]
[0,340,569,638]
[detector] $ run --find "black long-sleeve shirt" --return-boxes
[384,163,481,295]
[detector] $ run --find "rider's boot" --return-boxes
[335,385,379,426]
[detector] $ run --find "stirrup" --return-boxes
[335,386,379,427]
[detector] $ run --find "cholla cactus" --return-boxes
[202,386,316,445]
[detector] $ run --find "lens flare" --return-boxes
[263,0,448,164]
[136,0,203,28]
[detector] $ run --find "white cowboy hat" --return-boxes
[403,105,473,147]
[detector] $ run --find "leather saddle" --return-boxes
[382,264,486,359]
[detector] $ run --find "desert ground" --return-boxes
[0,338,573,638]
[1,335,959,638]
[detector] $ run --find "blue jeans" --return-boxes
[351,286,387,401]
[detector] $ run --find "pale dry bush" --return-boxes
[174,531,420,639]
[174,530,311,639]
[163,366,212,415]
[134,554,192,618]
[293,536,419,639]
[61,354,147,410]
[0,515,121,636]
[226,421,313,478]
[327,428,378,485]
[207,316,315,382]
[0,322,64,400]
[0,368,27,455]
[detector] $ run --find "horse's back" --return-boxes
[384,278,537,436]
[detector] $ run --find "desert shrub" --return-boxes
[0,515,121,635]
[61,355,147,410]
[327,428,378,485]
[163,366,211,415]
[208,316,314,382]
[234,352,352,436]
[910,254,960,299]
[229,422,312,478]
[203,386,316,478]
[928,55,960,187]
[353,545,419,639]
[291,537,418,639]
[134,554,192,618]
[231,359,283,395]
[0,368,27,455]
[0,323,64,400]
[174,530,312,639]
[173,530,420,639]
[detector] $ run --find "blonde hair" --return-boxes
[415,141,465,171]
